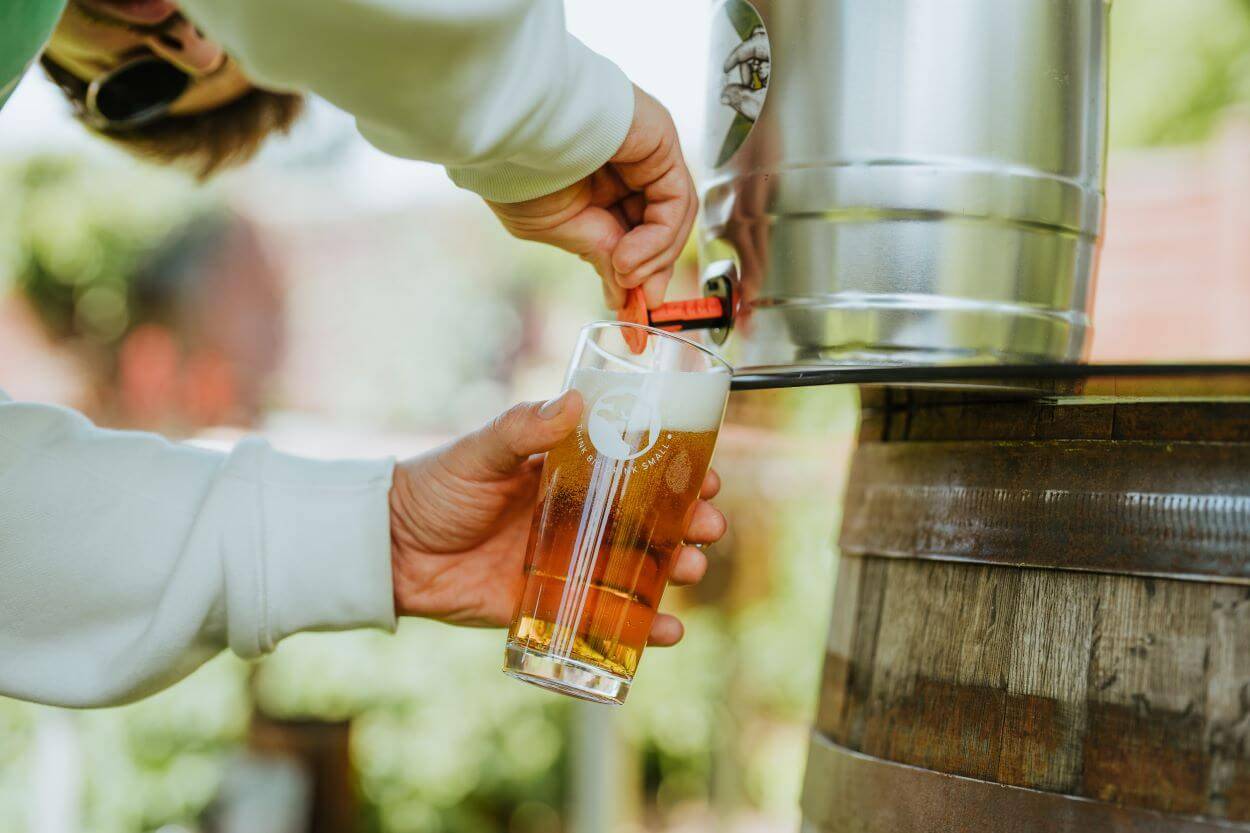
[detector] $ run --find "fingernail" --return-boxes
[538,392,569,420]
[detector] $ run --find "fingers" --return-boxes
[620,193,646,227]
[648,613,685,647]
[611,166,698,287]
[488,183,629,304]
[607,87,699,293]
[601,274,627,310]
[719,85,766,121]
[641,269,672,309]
[685,501,727,544]
[700,469,721,499]
[669,545,709,586]
[455,391,584,478]
[563,207,627,291]
[723,30,770,71]
[492,87,697,309]
[589,166,632,208]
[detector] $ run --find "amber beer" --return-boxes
[504,354,730,705]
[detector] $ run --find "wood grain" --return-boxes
[812,387,1250,826]
[818,559,1250,820]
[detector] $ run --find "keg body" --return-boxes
[701,0,1111,371]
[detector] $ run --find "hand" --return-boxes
[388,390,727,647]
[485,86,698,312]
[721,26,770,121]
[720,84,766,122]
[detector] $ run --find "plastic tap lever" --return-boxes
[648,297,727,330]
[616,288,730,354]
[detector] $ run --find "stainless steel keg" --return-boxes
[699,0,1111,372]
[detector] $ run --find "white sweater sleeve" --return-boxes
[178,0,636,203]
[0,390,397,708]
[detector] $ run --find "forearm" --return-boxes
[178,0,634,201]
[0,392,395,707]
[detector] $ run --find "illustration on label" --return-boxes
[707,0,770,167]
[586,388,662,462]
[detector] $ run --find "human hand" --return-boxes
[388,391,727,646]
[721,26,770,121]
[720,84,766,122]
[485,86,698,312]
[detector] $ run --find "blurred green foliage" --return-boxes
[0,656,249,833]
[259,625,572,833]
[0,699,35,832]
[0,155,213,347]
[4,3,1250,830]
[1109,0,1250,147]
[75,657,250,833]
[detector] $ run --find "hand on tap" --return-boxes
[484,86,698,312]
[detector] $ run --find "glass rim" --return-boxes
[582,320,734,374]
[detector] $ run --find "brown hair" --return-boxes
[41,55,304,180]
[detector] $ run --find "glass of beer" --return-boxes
[503,322,732,705]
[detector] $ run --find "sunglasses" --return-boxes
[86,56,191,130]
[45,55,190,131]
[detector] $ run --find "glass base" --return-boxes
[503,642,631,706]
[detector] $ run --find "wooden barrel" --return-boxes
[802,379,1250,832]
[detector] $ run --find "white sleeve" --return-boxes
[178,0,636,203]
[0,390,397,708]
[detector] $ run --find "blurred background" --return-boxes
[2,1,1250,831]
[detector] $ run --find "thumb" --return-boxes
[720,84,751,107]
[459,391,584,479]
[564,207,628,309]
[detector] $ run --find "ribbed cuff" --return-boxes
[221,438,397,658]
[447,38,635,203]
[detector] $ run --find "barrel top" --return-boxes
[845,367,1250,585]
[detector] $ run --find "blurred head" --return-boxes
[42,0,303,178]
[118,214,288,428]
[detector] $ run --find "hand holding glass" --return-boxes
[503,322,731,705]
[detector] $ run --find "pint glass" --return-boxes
[504,322,732,704]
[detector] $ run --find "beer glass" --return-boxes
[503,322,732,704]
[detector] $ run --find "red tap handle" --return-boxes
[649,297,726,328]
[617,289,730,353]
[618,289,650,353]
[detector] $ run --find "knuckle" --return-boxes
[593,236,618,261]
[493,403,524,433]
[490,403,534,452]
[509,226,542,242]
[655,129,676,159]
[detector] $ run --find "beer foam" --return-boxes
[570,368,730,432]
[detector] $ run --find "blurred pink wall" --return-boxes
[1092,115,1250,361]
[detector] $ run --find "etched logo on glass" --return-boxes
[586,388,663,461]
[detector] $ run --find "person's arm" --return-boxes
[178,0,634,204]
[0,390,395,708]
[178,0,697,307]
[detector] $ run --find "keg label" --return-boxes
[707,0,770,167]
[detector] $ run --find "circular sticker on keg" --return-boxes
[707,0,771,168]
[586,388,663,462]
